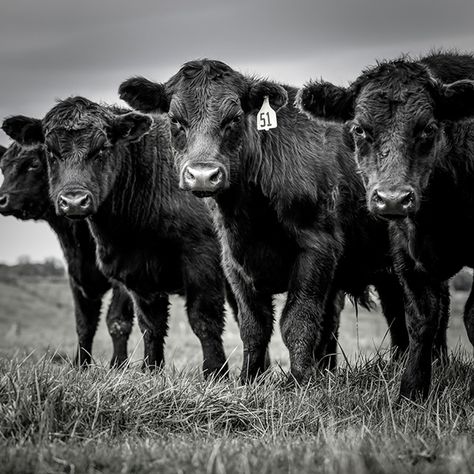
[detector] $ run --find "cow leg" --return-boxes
[398,267,446,400]
[463,281,474,349]
[281,244,338,384]
[374,272,409,360]
[184,283,228,378]
[433,284,450,364]
[225,278,271,370]
[223,261,273,382]
[106,285,134,368]
[313,288,344,371]
[70,281,103,367]
[463,282,474,396]
[132,293,169,370]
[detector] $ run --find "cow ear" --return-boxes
[296,80,354,122]
[2,116,44,146]
[118,77,170,113]
[435,79,474,121]
[109,112,153,144]
[244,80,288,113]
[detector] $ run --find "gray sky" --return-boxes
[0,0,473,263]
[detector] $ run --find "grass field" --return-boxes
[1,276,474,473]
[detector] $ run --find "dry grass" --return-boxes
[0,277,473,473]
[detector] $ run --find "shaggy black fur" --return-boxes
[0,142,134,367]
[3,99,230,377]
[119,59,409,384]
[298,52,474,400]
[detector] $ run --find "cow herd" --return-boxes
[1,51,474,401]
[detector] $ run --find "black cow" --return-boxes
[0,141,134,367]
[2,99,231,377]
[118,59,412,384]
[298,52,474,399]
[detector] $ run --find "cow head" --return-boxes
[0,131,50,220]
[2,98,152,219]
[119,59,287,197]
[297,59,474,218]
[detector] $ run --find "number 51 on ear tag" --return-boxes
[257,96,277,131]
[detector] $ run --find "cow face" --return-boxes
[2,99,152,220]
[298,61,474,218]
[0,140,50,220]
[119,60,287,197]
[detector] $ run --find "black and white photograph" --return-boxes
[1,0,474,472]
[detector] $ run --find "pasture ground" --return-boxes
[0,276,474,473]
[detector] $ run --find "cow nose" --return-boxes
[57,190,93,218]
[182,164,226,196]
[371,187,416,217]
[0,194,9,209]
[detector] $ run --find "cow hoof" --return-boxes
[290,365,317,386]
[141,361,163,373]
[203,362,229,380]
[74,355,92,369]
[399,380,429,402]
[110,356,128,369]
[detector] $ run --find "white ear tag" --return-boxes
[257,96,277,131]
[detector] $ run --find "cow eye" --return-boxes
[169,115,187,128]
[351,124,367,139]
[27,161,40,171]
[221,114,242,132]
[421,122,438,139]
[49,151,58,160]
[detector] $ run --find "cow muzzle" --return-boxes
[57,189,95,219]
[370,186,417,218]
[181,163,227,197]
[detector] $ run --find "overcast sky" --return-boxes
[0,0,473,264]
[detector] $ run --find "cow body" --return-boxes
[119,60,410,383]
[298,52,474,398]
[3,100,230,376]
[0,143,134,367]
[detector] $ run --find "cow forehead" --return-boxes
[355,81,434,125]
[174,81,241,106]
[43,98,113,136]
[46,128,106,157]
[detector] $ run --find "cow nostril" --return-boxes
[400,191,415,207]
[0,194,9,208]
[372,190,385,205]
[184,168,196,182]
[209,169,223,185]
[58,195,68,210]
[78,194,91,208]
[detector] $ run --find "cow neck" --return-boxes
[45,209,96,266]
[43,205,79,242]
[93,126,172,239]
[233,119,287,205]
